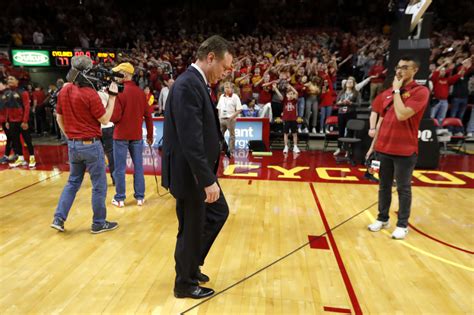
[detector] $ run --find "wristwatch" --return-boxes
[392,89,401,94]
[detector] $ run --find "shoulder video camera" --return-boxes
[67,66,124,93]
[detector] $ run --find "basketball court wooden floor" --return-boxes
[0,147,473,314]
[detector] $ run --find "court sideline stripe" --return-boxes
[310,183,363,315]
[0,171,63,199]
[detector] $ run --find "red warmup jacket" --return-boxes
[431,70,462,100]
[5,88,30,123]
[111,81,154,141]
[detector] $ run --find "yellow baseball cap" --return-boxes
[112,62,135,74]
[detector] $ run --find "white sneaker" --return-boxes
[283,146,289,154]
[298,127,302,133]
[333,148,341,156]
[454,132,464,137]
[9,156,27,168]
[293,145,300,153]
[311,128,317,134]
[137,199,144,206]
[302,128,309,133]
[466,132,473,138]
[368,220,390,232]
[29,156,36,168]
[112,199,124,208]
[391,227,408,239]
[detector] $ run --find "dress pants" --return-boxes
[174,184,229,290]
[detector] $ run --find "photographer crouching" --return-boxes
[50,55,120,234]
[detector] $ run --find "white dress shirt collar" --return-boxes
[191,63,208,86]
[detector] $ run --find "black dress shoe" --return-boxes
[174,286,215,299]
[194,269,210,283]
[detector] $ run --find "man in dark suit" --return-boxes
[162,35,234,299]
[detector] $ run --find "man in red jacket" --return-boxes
[4,75,36,168]
[110,63,154,208]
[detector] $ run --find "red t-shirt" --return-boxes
[293,82,306,98]
[369,65,386,84]
[375,82,430,156]
[56,83,105,139]
[111,81,154,141]
[256,83,272,104]
[431,71,462,100]
[282,98,298,121]
[33,90,46,108]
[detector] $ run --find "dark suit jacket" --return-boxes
[161,66,222,199]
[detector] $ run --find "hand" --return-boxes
[204,182,220,203]
[108,82,119,95]
[366,148,373,160]
[462,58,472,69]
[146,138,153,145]
[5,122,9,130]
[392,76,403,90]
[368,129,376,138]
[21,122,28,130]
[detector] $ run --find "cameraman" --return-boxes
[110,63,153,208]
[366,56,430,240]
[50,56,119,234]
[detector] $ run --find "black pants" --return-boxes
[271,101,283,120]
[174,185,229,290]
[35,107,47,134]
[9,122,34,156]
[377,152,417,228]
[2,122,13,156]
[101,126,115,182]
[337,111,356,148]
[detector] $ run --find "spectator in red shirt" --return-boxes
[273,83,301,154]
[430,60,470,124]
[51,55,119,234]
[253,72,273,121]
[367,56,430,240]
[32,85,47,135]
[368,56,386,102]
[110,62,154,208]
[4,75,36,168]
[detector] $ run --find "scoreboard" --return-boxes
[51,49,116,67]
[11,49,117,68]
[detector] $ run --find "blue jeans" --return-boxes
[320,106,332,133]
[113,139,145,201]
[467,109,474,134]
[297,97,305,128]
[450,97,468,119]
[55,140,107,225]
[297,97,305,117]
[431,99,449,124]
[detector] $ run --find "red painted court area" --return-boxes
[1,145,473,188]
